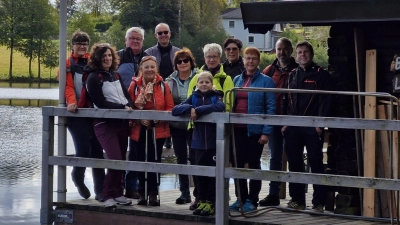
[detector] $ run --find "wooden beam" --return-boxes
[363,49,377,217]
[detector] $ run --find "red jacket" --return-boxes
[57,53,90,105]
[128,74,174,141]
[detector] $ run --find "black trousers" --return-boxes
[230,127,264,205]
[170,126,191,196]
[284,126,326,206]
[194,148,216,202]
[135,126,165,194]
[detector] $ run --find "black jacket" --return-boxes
[222,56,245,79]
[283,62,332,117]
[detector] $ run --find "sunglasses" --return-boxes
[140,55,157,64]
[225,47,239,51]
[176,59,189,64]
[157,31,169,35]
[74,42,89,47]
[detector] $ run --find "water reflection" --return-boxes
[0,86,272,225]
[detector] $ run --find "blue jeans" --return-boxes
[125,138,139,191]
[67,117,105,195]
[267,125,284,196]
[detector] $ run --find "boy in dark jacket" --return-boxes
[172,71,225,216]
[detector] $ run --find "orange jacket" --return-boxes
[57,53,90,105]
[128,74,174,141]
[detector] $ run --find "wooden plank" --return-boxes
[363,49,377,217]
[377,105,391,217]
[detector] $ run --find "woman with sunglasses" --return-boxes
[165,48,197,205]
[85,43,134,208]
[128,55,174,206]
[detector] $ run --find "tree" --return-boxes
[55,0,78,19]
[41,40,59,80]
[14,0,58,79]
[68,12,101,45]
[78,0,113,17]
[0,0,27,80]
[103,20,126,50]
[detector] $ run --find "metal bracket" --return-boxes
[54,210,74,223]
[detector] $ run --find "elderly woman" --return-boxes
[222,38,245,78]
[165,48,197,205]
[229,47,276,213]
[85,43,134,208]
[187,43,234,111]
[128,56,174,206]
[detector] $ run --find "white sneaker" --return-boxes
[104,199,117,208]
[114,195,132,205]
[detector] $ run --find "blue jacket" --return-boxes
[233,69,276,136]
[172,90,225,150]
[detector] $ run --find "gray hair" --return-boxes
[125,27,145,40]
[155,23,170,33]
[203,43,222,57]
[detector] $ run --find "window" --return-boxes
[248,36,254,44]
[229,21,235,28]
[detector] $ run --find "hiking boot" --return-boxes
[148,193,160,206]
[259,194,280,206]
[176,194,191,204]
[189,197,199,210]
[200,201,215,216]
[125,190,140,199]
[75,183,91,199]
[311,204,324,213]
[193,201,206,215]
[114,196,132,205]
[229,199,241,212]
[104,198,117,208]
[95,194,104,202]
[287,200,305,210]
[137,194,147,205]
[240,199,257,213]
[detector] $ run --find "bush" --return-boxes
[260,52,276,71]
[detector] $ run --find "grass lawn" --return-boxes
[0,45,58,81]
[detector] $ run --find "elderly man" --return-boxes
[258,37,298,207]
[117,27,149,89]
[145,23,180,149]
[118,27,148,200]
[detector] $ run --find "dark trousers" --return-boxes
[194,148,216,202]
[230,127,264,205]
[67,117,105,195]
[135,126,165,194]
[267,125,284,196]
[93,119,129,201]
[125,138,139,191]
[284,126,326,206]
[170,126,191,196]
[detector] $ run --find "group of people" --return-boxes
[62,21,332,216]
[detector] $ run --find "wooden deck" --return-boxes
[54,181,391,225]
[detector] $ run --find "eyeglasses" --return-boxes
[244,57,259,61]
[157,31,169,36]
[176,59,189,64]
[74,42,89,47]
[128,37,142,42]
[225,47,238,51]
[140,56,157,64]
[205,55,220,60]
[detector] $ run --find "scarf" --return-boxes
[134,77,156,109]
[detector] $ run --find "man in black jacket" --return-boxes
[282,41,332,213]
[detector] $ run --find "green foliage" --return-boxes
[103,21,126,50]
[41,40,59,71]
[260,52,276,71]
[68,12,101,45]
[95,22,113,32]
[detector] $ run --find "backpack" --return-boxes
[77,72,122,108]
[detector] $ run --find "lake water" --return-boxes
[0,83,270,225]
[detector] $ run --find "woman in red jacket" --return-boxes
[128,56,174,206]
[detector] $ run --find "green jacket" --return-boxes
[187,65,234,111]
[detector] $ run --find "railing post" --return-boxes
[40,111,54,225]
[215,122,229,225]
